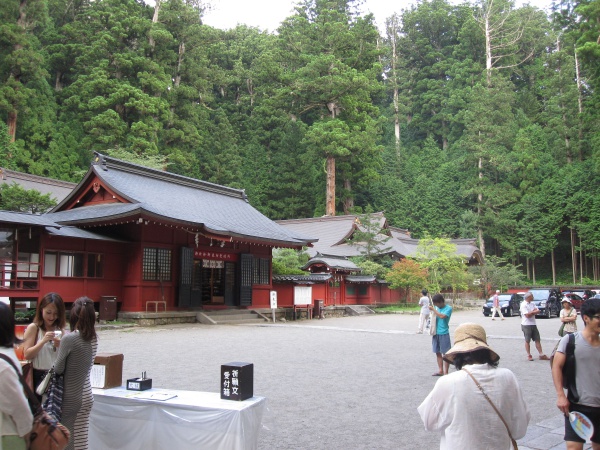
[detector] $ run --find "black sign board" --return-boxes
[221,362,253,401]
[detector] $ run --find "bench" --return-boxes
[145,300,167,313]
[293,304,312,320]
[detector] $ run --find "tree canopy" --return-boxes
[2,0,600,283]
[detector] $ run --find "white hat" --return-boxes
[561,297,572,305]
[496,290,500,293]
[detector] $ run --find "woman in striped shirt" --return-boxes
[55,297,97,450]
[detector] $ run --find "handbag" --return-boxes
[36,368,53,396]
[429,300,437,336]
[43,370,65,422]
[463,368,518,450]
[558,309,573,337]
[0,354,70,450]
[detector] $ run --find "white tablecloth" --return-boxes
[90,387,266,450]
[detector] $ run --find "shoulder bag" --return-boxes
[43,369,65,422]
[429,297,437,336]
[0,353,70,450]
[558,309,574,337]
[36,368,53,396]
[463,367,518,450]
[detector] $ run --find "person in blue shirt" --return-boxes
[429,293,453,376]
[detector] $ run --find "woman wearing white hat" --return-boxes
[418,323,530,449]
[559,298,578,335]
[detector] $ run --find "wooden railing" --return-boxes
[0,262,40,290]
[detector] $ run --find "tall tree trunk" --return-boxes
[326,155,336,216]
[149,0,161,51]
[571,228,577,284]
[7,110,17,143]
[574,47,584,161]
[478,154,485,258]
[343,179,353,214]
[551,249,556,285]
[532,259,536,285]
[580,236,583,283]
[7,0,28,142]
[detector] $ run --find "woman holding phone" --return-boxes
[21,292,66,398]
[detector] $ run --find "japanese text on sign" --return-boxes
[194,250,238,261]
[222,369,240,397]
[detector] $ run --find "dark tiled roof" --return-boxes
[0,168,76,202]
[0,210,61,227]
[272,274,332,283]
[278,215,482,261]
[50,153,314,247]
[346,275,376,283]
[45,226,128,242]
[302,254,360,271]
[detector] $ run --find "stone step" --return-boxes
[345,305,375,316]
[198,309,267,325]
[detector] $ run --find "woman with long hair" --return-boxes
[0,302,33,449]
[22,292,66,398]
[54,297,97,450]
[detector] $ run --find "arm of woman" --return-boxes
[0,365,33,436]
[53,333,73,375]
[22,323,53,361]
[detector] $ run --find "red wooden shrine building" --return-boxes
[0,153,315,313]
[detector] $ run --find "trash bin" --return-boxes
[314,300,324,320]
[99,296,117,321]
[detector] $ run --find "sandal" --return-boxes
[539,354,549,361]
[527,354,534,361]
[432,372,443,376]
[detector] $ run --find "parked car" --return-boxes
[482,293,523,317]
[561,292,586,311]
[562,289,596,301]
[527,289,562,318]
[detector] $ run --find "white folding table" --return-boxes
[89,387,266,450]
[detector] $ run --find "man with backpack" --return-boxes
[552,298,600,450]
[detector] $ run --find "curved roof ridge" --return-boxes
[93,152,247,200]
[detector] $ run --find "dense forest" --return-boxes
[1,0,600,284]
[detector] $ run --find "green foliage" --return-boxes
[346,210,392,260]
[272,248,311,275]
[0,183,57,213]
[0,0,599,285]
[386,259,428,295]
[469,255,524,297]
[351,258,388,279]
[413,236,468,293]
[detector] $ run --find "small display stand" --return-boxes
[221,362,253,401]
[91,353,124,389]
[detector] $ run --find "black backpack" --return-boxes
[550,333,578,403]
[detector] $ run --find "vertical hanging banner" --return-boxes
[270,291,277,323]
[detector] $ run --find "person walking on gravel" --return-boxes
[418,290,430,334]
[491,290,504,321]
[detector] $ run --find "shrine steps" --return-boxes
[197,309,268,325]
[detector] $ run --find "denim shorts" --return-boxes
[432,333,451,354]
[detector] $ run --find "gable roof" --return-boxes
[0,168,76,202]
[301,253,361,272]
[48,153,313,248]
[277,214,482,263]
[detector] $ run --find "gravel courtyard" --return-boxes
[94,309,566,449]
